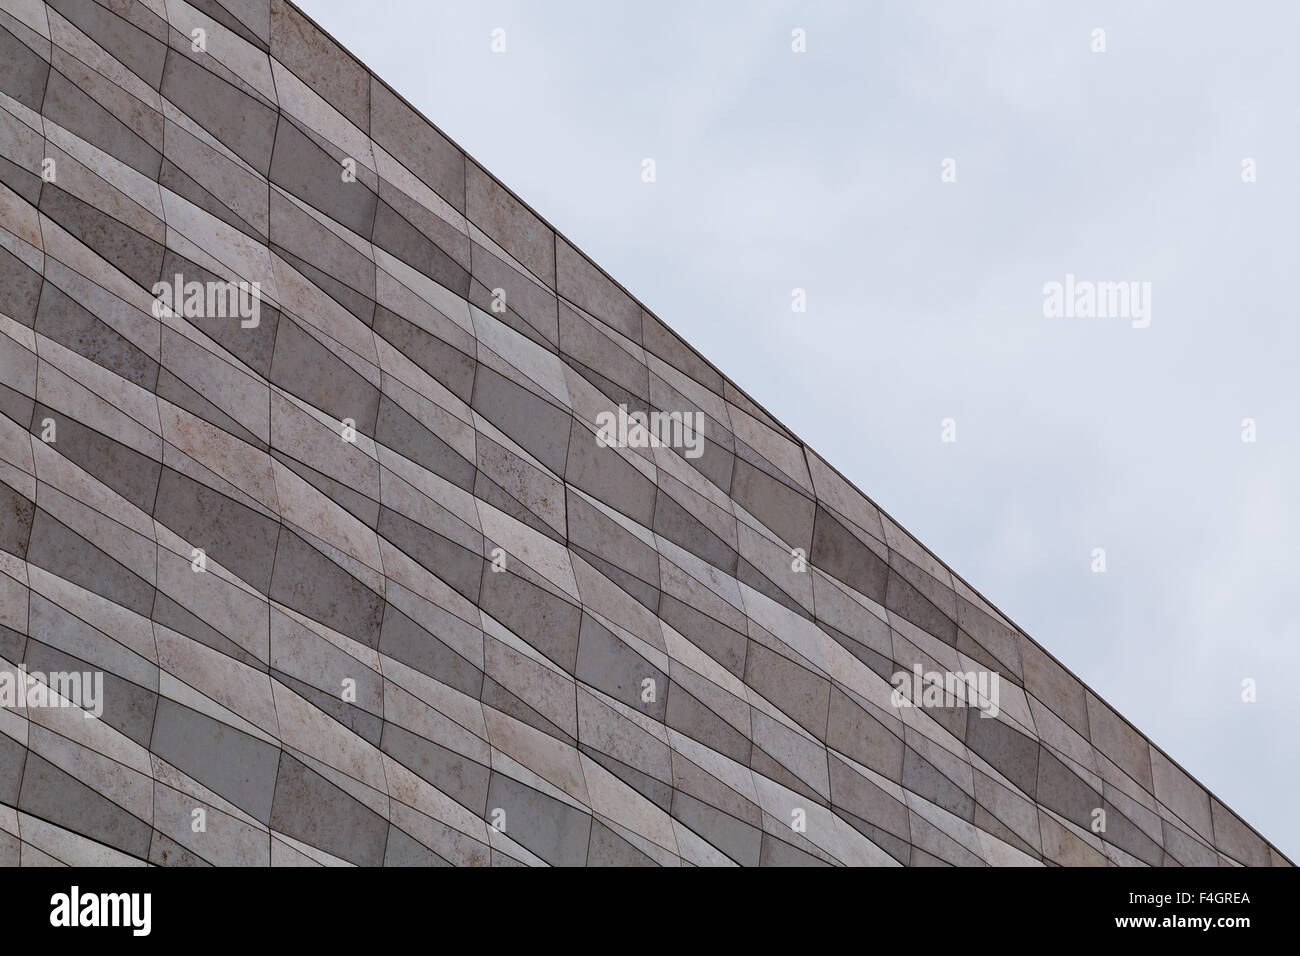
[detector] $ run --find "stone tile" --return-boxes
[810,505,889,604]
[268,528,385,648]
[153,467,279,593]
[466,160,553,287]
[486,771,592,867]
[0,245,43,327]
[1150,746,1214,843]
[478,565,582,675]
[47,0,167,89]
[150,698,281,824]
[269,0,368,131]
[269,116,377,240]
[161,48,278,174]
[731,457,815,554]
[1085,690,1154,792]
[269,319,381,434]
[575,613,667,722]
[18,753,151,860]
[39,185,163,287]
[1211,797,1270,867]
[555,237,640,344]
[369,77,464,212]
[25,509,154,616]
[472,365,571,478]
[269,751,388,866]
[1017,633,1090,739]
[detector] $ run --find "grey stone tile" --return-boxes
[39,185,163,288]
[1211,798,1270,867]
[161,49,278,175]
[472,365,571,478]
[659,594,747,678]
[964,707,1040,797]
[373,305,475,403]
[376,506,482,604]
[1161,819,1218,867]
[558,301,649,403]
[36,282,159,390]
[829,752,911,847]
[25,509,154,616]
[0,246,42,328]
[25,636,157,747]
[384,826,450,866]
[566,489,658,597]
[160,251,281,379]
[371,200,469,297]
[270,0,369,130]
[466,160,554,287]
[380,722,489,814]
[903,747,975,821]
[827,686,903,782]
[269,319,380,435]
[374,395,475,491]
[760,833,832,867]
[564,433,656,528]
[268,528,385,648]
[149,831,211,867]
[810,505,889,604]
[1034,747,1100,832]
[731,458,815,554]
[744,640,830,741]
[19,753,152,860]
[885,566,957,646]
[0,24,50,112]
[370,78,465,212]
[269,116,377,239]
[556,237,640,344]
[152,592,266,673]
[469,244,558,345]
[486,771,591,867]
[665,682,752,766]
[0,476,35,560]
[377,601,483,698]
[1085,690,1154,792]
[1018,633,1090,739]
[154,467,279,593]
[272,668,381,746]
[671,788,760,866]
[587,819,657,866]
[575,612,667,722]
[478,565,582,674]
[652,489,738,578]
[32,404,162,513]
[270,752,389,866]
[0,732,26,806]
[46,0,167,89]
[150,699,280,825]
[642,311,724,396]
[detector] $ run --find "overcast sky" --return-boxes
[299,0,1300,859]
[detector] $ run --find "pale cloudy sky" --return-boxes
[300,0,1300,858]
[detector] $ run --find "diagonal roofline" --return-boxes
[285,0,1290,864]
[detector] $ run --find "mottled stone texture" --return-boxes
[0,0,1286,867]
